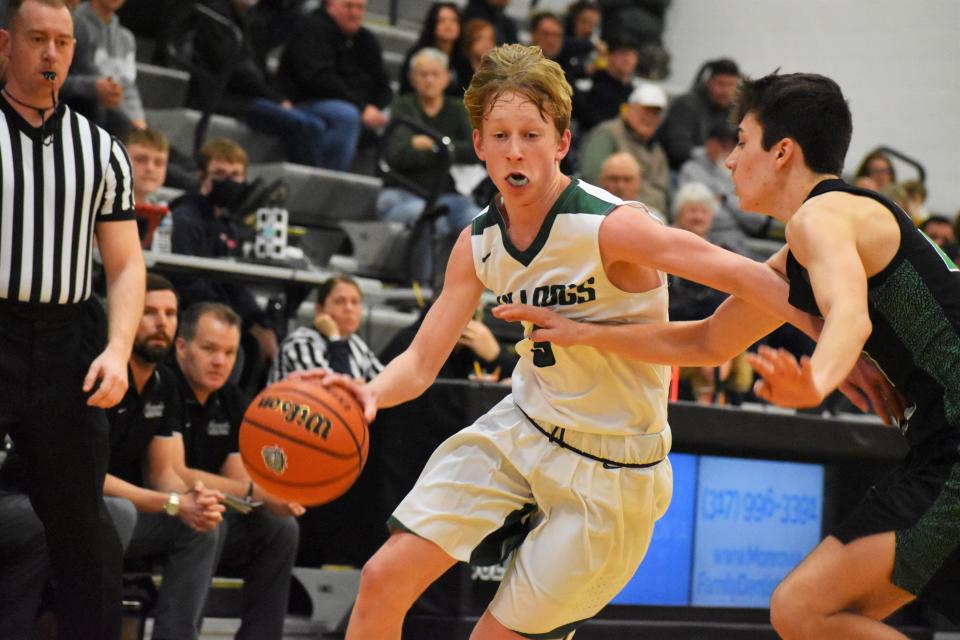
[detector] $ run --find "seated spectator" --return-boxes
[62,0,145,137]
[598,0,668,52]
[277,0,392,172]
[399,2,471,98]
[124,128,170,246]
[599,151,642,201]
[579,81,670,212]
[0,487,48,639]
[462,0,517,45]
[557,0,603,83]
[656,57,740,171]
[189,0,348,171]
[678,121,766,253]
[528,11,564,64]
[169,138,279,386]
[668,182,752,404]
[270,276,383,383]
[901,179,929,224]
[461,17,497,89]
[380,302,517,383]
[920,214,958,259]
[853,148,896,191]
[377,48,480,284]
[171,302,302,640]
[572,35,639,132]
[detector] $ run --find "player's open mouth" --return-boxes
[506,173,529,187]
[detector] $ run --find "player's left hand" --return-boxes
[746,345,824,408]
[492,304,581,347]
[84,346,129,408]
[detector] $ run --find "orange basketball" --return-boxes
[240,379,369,506]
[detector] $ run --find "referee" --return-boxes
[0,1,144,639]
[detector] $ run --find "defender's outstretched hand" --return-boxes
[492,304,582,347]
[289,369,377,423]
[746,345,823,408]
[838,355,906,428]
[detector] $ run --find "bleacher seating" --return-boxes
[145,108,286,163]
[245,163,381,224]
[136,62,189,109]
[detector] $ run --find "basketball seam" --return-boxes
[242,415,356,459]
[267,385,367,470]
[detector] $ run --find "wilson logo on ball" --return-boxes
[261,445,288,475]
[257,395,333,439]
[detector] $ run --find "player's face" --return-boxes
[1,0,74,100]
[177,315,240,395]
[128,143,168,200]
[134,289,178,362]
[473,91,570,208]
[726,113,779,213]
[319,282,362,337]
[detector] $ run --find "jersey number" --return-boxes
[531,326,556,367]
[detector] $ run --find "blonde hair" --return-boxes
[463,44,572,138]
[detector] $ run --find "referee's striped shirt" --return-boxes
[0,98,135,304]
[269,326,384,383]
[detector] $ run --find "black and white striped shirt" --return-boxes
[269,326,384,383]
[0,98,135,303]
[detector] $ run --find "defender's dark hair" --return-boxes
[179,302,240,343]
[733,72,852,175]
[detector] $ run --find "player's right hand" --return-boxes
[492,304,581,347]
[291,370,378,424]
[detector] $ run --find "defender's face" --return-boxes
[473,91,570,208]
[726,113,778,213]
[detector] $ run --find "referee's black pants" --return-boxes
[0,299,122,640]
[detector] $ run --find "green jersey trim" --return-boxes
[473,180,618,266]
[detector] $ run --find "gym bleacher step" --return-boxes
[246,162,382,223]
[136,62,189,109]
[145,108,286,163]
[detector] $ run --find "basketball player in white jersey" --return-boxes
[312,45,818,640]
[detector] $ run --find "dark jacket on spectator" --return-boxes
[573,69,633,132]
[168,193,266,327]
[277,8,392,110]
[656,83,734,170]
[382,94,477,194]
[462,0,518,45]
[189,0,287,117]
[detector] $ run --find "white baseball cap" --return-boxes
[627,82,668,109]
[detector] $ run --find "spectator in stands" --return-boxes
[572,35,639,132]
[579,81,670,212]
[380,302,516,382]
[399,2,471,98]
[678,121,765,253]
[168,138,280,387]
[270,276,383,383]
[378,48,480,283]
[901,179,929,224]
[528,11,564,63]
[598,151,643,201]
[557,0,603,83]
[656,57,740,171]
[0,486,48,639]
[853,148,896,190]
[598,0,668,51]
[461,18,496,89]
[920,215,958,259]
[172,302,302,640]
[462,0,516,45]
[188,0,346,171]
[62,0,146,136]
[667,182,752,404]
[278,0,392,172]
[124,127,171,247]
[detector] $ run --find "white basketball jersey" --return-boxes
[472,179,670,437]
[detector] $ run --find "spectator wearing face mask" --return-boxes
[168,138,279,387]
[678,121,766,253]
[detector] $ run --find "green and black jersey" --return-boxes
[786,179,960,447]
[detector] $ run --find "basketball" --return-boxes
[240,379,369,506]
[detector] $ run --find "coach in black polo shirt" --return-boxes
[171,302,301,640]
[0,1,145,638]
